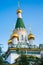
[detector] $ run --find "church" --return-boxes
[4,3,43,65]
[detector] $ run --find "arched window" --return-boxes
[25,36,27,41]
[21,35,23,40]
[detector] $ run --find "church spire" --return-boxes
[15,2,25,29]
[17,2,22,18]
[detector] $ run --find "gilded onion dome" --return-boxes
[11,32,18,39]
[8,39,12,45]
[28,32,35,40]
[17,9,22,14]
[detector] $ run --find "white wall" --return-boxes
[29,39,34,45]
[6,53,20,64]
[12,38,18,44]
[17,13,22,18]
[6,54,11,63]
[14,29,28,43]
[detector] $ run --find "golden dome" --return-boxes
[8,40,12,45]
[17,9,22,14]
[11,32,18,39]
[28,33,35,40]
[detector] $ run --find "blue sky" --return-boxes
[0,0,43,51]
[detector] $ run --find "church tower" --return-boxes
[5,3,28,64]
[11,2,28,44]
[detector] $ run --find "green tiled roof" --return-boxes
[15,18,25,29]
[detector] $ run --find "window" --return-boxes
[21,35,23,40]
[25,36,27,41]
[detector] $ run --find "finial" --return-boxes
[18,1,20,9]
[29,24,32,34]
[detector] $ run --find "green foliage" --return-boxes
[0,56,3,65]
[17,54,29,65]
[0,55,10,65]
[40,57,43,65]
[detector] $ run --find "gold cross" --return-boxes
[29,24,32,33]
[18,1,20,9]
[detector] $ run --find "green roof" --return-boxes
[15,18,25,29]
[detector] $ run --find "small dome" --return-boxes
[8,40,12,45]
[28,33,35,40]
[17,9,22,14]
[11,32,18,39]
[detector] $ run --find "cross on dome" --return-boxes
[18,1,20,9]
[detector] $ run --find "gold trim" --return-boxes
[9,48,41,51]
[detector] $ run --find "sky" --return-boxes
[0,0,43,51]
